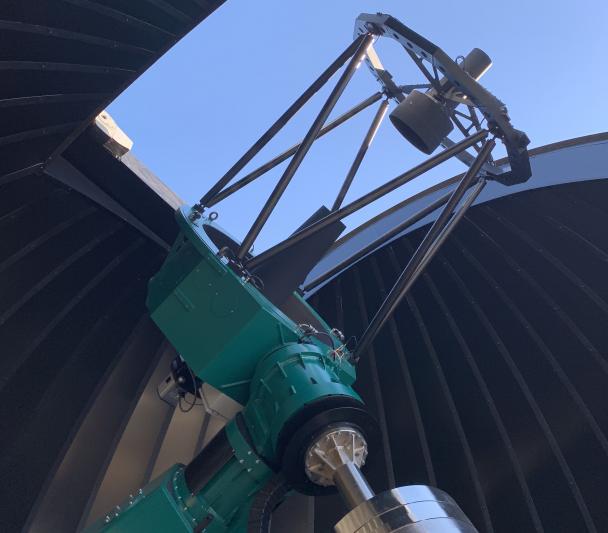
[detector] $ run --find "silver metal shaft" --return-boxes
[334,462,375,510]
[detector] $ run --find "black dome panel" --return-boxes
[309,178,608,532]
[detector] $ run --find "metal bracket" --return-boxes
[354,12,531,185]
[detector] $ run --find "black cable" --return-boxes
[178,365,204,413]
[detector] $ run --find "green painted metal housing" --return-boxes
[244,342,361,460]
[84,418,274,533]
[192,419,275,531]
[84,466,196,533]
[147,207,356,405]
[114,207,367,532]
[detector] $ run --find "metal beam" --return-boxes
[0,122,81,147]
[196,34,369,212]
[354,138,495,360]
[332,99,388,211]
[0,61,135,75]
[410,178,487,282]
[46,157,170,250]
[246,129,488,270]
[237,33,375,259]
[303,187,455,292]
[206,92,383,207]
[61,0,176,36]
[0,20,154,55]
[0,93,109,109]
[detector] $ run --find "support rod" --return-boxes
[354,138,495,361]
[206,92,383,207]
[410,178,487,282]
[303,186,455,292]
[237,33,375,259]
[332,99,389,211]
[194,34,368,214]
[404,48,442,93]
[334,462,375,510]
[246,129,488,270]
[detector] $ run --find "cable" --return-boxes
[297,323,361,363]
[178,395,197,413]
[178,365,204,413]
[298,323,338,350]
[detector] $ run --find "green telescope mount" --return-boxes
[86,12,530,533]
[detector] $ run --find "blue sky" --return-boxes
[109,0,607,252]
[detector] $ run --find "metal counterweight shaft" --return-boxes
[333,462,375,509]
[311,427,480,532]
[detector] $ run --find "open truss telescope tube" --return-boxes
[195,34,369,212]
[332,99,389,211]
[246,128,488,270]
[207,92,384,207]
[354,138,495,361]
[237,33,375,259]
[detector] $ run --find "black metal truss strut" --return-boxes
[245,129,488,271]
[353,138,496,361]
[236,33,375,259]
[303,186,456,293]
[194,33,370,215]
[332,99,389,211]
[206,92,383,208]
